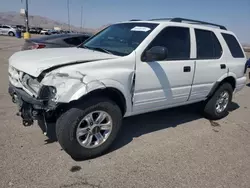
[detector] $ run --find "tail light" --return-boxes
[31,43,46,49]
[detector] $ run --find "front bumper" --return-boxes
[8,84,57,126]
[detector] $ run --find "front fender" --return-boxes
[41,67,134,116]
[42,73,107,103]
[68,78,132,115]
[42,74,132,115]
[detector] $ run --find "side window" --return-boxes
[79,36,90,42]
[222,33,244,58]
[2,26,10,29]
[64,37,82,46]
[147,27,190,60]
[195,29,222,59]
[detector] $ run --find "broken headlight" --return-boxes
[27,77,42,94]
[22,74,42,96]
[38,86,57,100]
[22,74,56,99]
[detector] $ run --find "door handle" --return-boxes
[220,64,226,69]
[183,66,191,72]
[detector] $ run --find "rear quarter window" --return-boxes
[195,29,222,59]
[222,33,245,58]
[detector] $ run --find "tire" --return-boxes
[56,97,122,160]
[8,31,15,37]
[203,83,233,120]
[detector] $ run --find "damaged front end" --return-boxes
[8,65,106,134]
[8,83,58,127]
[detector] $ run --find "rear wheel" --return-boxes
[8,31,15,37]
[203,83,233,120]
[56,98,122,160]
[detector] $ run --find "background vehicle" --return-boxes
[29,27,37,34]
[8,18,247,160]
[29,27,43,34]
[40,29,51,35]
[48,30,60,35]
[15,25,26,32]
[0,24,17,36]
[21,33,92,50]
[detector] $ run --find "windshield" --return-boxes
[81,22,158,56]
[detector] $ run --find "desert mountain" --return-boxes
[0,11,98,33]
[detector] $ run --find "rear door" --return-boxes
[189,28,227,100]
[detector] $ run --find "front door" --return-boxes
[133,26,195,114]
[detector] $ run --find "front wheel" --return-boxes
[203,83,233,120]
[8,32,15,37]
[56,98,122,160]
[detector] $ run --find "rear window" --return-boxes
[195,29,222,59]
[222,33,245,58]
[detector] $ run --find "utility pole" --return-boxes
[25,0,29,32]
[21,0,30,39]
[67,0,71,31]
[80,5,83,32]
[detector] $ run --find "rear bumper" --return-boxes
[235,76,247,93]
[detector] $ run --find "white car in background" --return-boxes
[0,25,17,36]
[40,29,51,35]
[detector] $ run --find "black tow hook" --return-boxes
[23,119,34,127]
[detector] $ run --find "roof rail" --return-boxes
[149,17,227,30]
[129,19,141,21]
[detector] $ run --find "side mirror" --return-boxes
[143,46,168,62]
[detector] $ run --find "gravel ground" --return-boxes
[0,36,250,188]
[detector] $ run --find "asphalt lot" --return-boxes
[0,35,250,188]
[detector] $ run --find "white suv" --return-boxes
[8,18,247,160]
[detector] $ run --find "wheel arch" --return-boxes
[207,76,236,98]
[78,87,127,116]
[8,31,15,35]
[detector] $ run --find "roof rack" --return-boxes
[129,19,141,21]
[149,17,227,30]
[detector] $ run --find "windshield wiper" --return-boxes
[94,47,113,55]
[81,45,113,55]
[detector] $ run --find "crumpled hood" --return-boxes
[9,47,118,77]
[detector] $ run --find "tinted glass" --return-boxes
[195,29,222,59]
[79,36,90,42]
[3,26,10,29]
[222,33,244,58]
[82,23,158,56]
[147,27,190,60]
[64,37,82,46]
